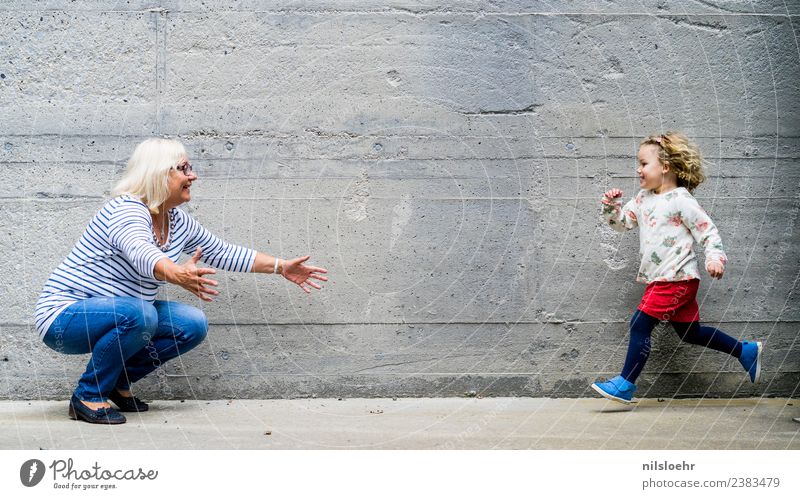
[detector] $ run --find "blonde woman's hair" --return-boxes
[641,132,705,192]
[112,138,186,214]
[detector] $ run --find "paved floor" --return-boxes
[1,397,798,449]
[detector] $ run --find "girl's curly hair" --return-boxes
[641,132,706,192]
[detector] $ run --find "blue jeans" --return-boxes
[42,297,208,402]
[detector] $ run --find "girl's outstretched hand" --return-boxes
[706,261,725,279]
[281,255,329,293]
[602,188,624,204]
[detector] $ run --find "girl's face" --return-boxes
[637,144,669,191]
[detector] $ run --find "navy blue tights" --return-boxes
[620,309,743,383]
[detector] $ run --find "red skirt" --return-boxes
[637,279,700,323]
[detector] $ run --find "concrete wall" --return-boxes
[1,0,798,400]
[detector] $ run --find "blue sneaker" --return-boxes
[738,341,762,383]
[591,375,637,404]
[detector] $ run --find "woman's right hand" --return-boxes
[602,188,623,204]
[171,248,219,301]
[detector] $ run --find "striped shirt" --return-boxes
[35,195,256,339]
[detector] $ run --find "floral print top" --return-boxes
[602,187,727,283]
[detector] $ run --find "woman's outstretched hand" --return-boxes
[281,255,328,293]
[172,247,219,301]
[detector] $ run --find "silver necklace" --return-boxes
[152,210,174,251]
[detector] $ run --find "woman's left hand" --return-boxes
[281,255,329,293]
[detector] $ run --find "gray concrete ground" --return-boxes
[1,397,798,450]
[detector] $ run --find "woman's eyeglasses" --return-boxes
[174,162,193,176]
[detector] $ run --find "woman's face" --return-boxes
[165,154,197,208]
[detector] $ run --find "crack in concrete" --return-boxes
[688,0,741,15]
[352,353,493,374]
[667,16,728,33]
[461,104,542,116]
